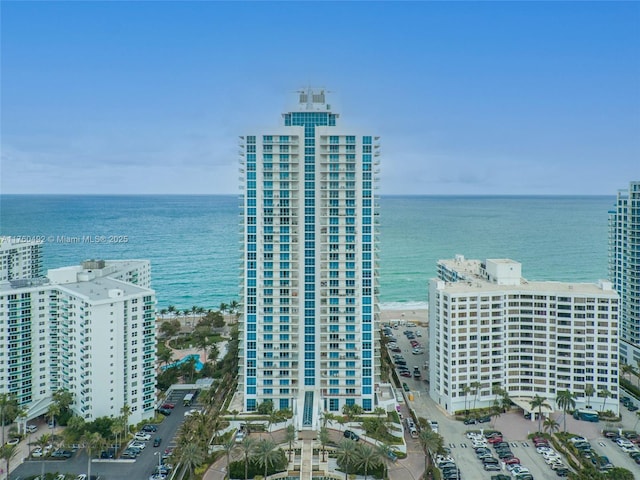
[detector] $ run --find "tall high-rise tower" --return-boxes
[609,181,640,365]
[239,89,380,430]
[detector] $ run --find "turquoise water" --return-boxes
[161,353,204,372]
[0,195,613,310]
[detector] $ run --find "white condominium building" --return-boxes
[429,256,620,416]
[238,89,380,430]
[609,181,640,366]
[0,257,157,426]
[0,236,43,282]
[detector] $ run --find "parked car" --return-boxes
[52,449,74,458]
[399,371,412,377]
[142,424,158,432]
[26,424,38,433]
[31,447,43,457]
[157,407,172,416]
[343,430,359,441]
[134,432,151,441]
[484,464,501,471]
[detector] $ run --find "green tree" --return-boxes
[584,384,595,408]
[355,443,382,480]
[47,402,61,430]
[531,395,551,434]
[335,438,359,480]
[462,384,471,414]
[543,417,560,435]
[239,436,257,480]
[157,347,174,367]
[318,426,329,462]
[219,302,228,315]
[160,319,181,338]
[599,388,612,412]
[418,430,442,475]
[0,444,18,478]
[470,380,482,411]
[81,432,105,480]
[375,442,394,479]
[33,433,53,478]
[490,400,502,428]
[167,305,177,317]
[209,343,220,367]
[0,394,18,445]
[254,439,281,479]
[178,443,205,479]
[342,403,364,424]
[222,439,236,480]
[120,404,132,434]
[159,308,168,320]
[556,390,576,433]
[53,389,74,411]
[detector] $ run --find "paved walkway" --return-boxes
[202,426,425,480]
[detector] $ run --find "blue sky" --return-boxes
[1,1,638,195]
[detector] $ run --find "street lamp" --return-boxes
[154,451,162,472]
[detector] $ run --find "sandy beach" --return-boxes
[379,307,428,326]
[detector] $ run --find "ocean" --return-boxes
[0,195,613,311]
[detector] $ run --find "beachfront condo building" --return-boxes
[238,89,380,430]
[0,236,43,282]
[0,241,157,426]
[429,255,620,416]
[609,181,640,367]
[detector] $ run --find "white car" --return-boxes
[545,455,562,464]
[569,436,587,444]
[129,440,146,449]
[31,447,43,457]
[621,445,640,453]
[466,432,483,439]
[75,475,87,480]
[510,466,530,475]
[536,446,554,454]
[135,432,151,441]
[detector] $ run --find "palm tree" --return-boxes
[543,417,560,436]
[335,438,359,480]
[178,443,205,479]
[81,432,105,480]
[462,384,471,414]
[584,384,595,409]
[254,439,281,479]
[599,388,612,412]
[120,404,131,435]
[157,348,174,367]
[159,308,168,320]
[219,302,228,315]
[0,444,18,478]
[375,442,394,479]
[47,402,61,431]
[167,305,176,317]
[355,443,382,480]
[530,395,551,434]
[191,305,198,323]
[490,400,502,427]
[209,343,220,367]
[318,426,329,462]
[222,439,236,480]
[470,381,482,411]
[0,394,16,445]
[556,390,576,433]
[239,436,257,480]
[418,429,442,475]
[34,433,53,478]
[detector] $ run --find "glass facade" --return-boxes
[240,90,379,429]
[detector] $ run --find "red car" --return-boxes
[161,403,176,409]
[488,436,504,444]
[504,457,520,465]
[399,371,412,377]
[410,341,420,347]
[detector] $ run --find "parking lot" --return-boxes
[11,390,193,480]
[384,323,640,479]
